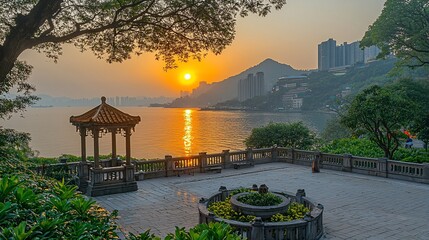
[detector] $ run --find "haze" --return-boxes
[19,0,386,98]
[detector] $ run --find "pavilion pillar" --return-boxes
[93,128,100,168]
[78,127,89,193]
[80,127,87,162]
[111,129,117,166]
[125,127,131,166]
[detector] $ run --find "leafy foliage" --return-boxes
[0,128,33,161]
[320,116,351,142]
[245,122,316,149]
[361,0,429,68]
[270,202,310,222]
[321,137,429,163]
[320,138,384,158]
[0,160,119,239]
[237,192,282,206]
[165,222,241,240]
[340,85,412,159]
[0,0,285,118]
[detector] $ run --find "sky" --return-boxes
[20,0,386,98]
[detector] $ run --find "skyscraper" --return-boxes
[318,39,377,71]
[238,72,265,102]
[318,38,336,71]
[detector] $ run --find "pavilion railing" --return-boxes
[36,147,429,184]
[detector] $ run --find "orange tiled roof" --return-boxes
[70,97,140,127]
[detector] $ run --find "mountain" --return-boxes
[169,58,308,107]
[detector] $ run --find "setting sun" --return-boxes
[184,73,191,80]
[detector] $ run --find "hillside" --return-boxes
[168,58,306,107]
[302,59,398,110]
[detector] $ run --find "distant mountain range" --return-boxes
[169,58,309,107]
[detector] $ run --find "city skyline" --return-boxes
[20,0,386,98]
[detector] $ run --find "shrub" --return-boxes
[237,192,282,206]
[320,137,429,163]
[320,138,383,158]
[0,158,118,239]
[245,122,316,149]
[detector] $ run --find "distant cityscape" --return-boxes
[33,95,173,107]
[318,38,381,71]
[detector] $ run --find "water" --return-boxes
[2,107,333,159]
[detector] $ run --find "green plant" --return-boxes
[245,122,316,150]
[270,202,310,222]
[237,192,282,206]
[128,229,161,240]
[165,222,241,240]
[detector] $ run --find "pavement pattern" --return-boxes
[95,163,429,239]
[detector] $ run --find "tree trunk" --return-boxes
[0,0,63,85]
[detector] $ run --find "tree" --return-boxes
[0,0,286,119]
[413,113,429,151]
[0,127,33,161]
[320,116,351,143]
[340,85,413,159]
[244,122,316,150]
[361,0,429,68]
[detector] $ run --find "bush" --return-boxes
[320,138,384,158]
[0,128,33,161]
[321,137,429,163]
[238,192,282,206]
[245,122,316,149]
[0,159,118,239]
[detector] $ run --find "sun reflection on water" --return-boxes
[183,109,193,155]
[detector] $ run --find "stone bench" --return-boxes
[233,161,254,169]
[205,166,222,173]
[173,167,196,177]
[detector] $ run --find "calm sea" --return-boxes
[2,107,333,159]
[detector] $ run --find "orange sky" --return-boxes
[20,0,386,98]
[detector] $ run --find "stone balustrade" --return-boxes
[35,147,429,185]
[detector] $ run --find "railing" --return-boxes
[36,147,429,185]
[230,151,247,163]
[99,166,125,183]
[206,153,224,166]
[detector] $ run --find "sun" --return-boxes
[184,73,191,80]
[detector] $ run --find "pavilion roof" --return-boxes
[70,97,140,127]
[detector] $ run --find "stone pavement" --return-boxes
[94,163,429,239]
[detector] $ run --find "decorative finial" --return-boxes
[101,96,106,103]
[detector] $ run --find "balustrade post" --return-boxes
[271,146,278,162]
[291,148,295,164]
[378,157,388,178]
[423,163,429,181]
[222,150,230,168]
[295,189,306,204]
[312,151,321,173]
[342,154,353,172]
[251,217,265,240]
[247,148,253,163]
[77,162,90,193]
[165,155,173,177]
[124,165,135,182]
[218,186,228,201]
[199,152,207,173]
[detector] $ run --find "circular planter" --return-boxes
[230,192,290,219]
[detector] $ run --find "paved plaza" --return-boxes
[95,163,429,239]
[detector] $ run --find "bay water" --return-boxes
[2,107,333,159]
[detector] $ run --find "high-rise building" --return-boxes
[318,38,336,71]
[364,45,381,63]
[318,39,378,71]
[238,72,265,102]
